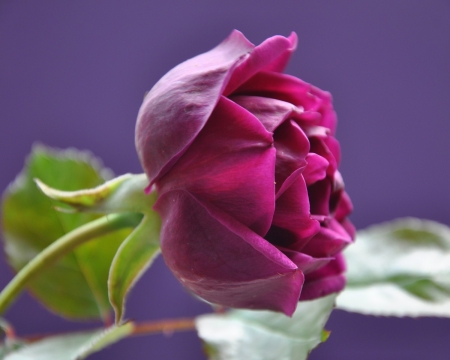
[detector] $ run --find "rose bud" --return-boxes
[135,30,354,316]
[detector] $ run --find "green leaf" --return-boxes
[3,323,134,360]
[2,145,133,321]
[109,210,160,323]
[196,294,336,360]
[35,173,162,323]
[336,218,450,317]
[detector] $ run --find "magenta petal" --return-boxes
[309,85,337,134]
[155,190,302,316]
[224,34,297,96]
[280,248,331,275]
[274,120,309,192]
[341,218,356,240]
[324,136,341,166]
[300,219,353,258]
[158,96,275,236]
[307,179,331,217]
[136,30,255,184]
[262,32,298,73]
[236,71,316,109]
[232,96,305,133]
[334,191,353,221]
[309,137,338,177]
[300,253,346,300]
[303,153,329,186]
[271,175,320,244]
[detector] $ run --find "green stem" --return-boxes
[0,212,143,316]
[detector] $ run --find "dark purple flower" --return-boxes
[136,30,354,316]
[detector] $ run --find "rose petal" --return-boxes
[274,120,309,192]
[303,153,329,186]
[279,249,332,275]
[300,219,353,258]
[232,95,305,133]
[340,218,356,240]
[330,177,351,218]
[308,178,331,217]
[300,253,346,300]
[262,32,298,73]
[324,136,341,166]
[309,137,338,176]
[235,71,319,113]
[136,30,255,185]
[309,85,337,134]
[268,175,320,246]
[155,190,302,316]
[224,34,297,96]
[157,96,275,236]
[302,126,329,138]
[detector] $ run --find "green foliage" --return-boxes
[34,172,162,323]
[196,294,336,360]
[1,145,133,321]
[2,323,134,360]
[337,218,450,317]
[109,212,160,323]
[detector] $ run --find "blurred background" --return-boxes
[1,1,449,359]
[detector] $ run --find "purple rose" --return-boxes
[136,30,354,316]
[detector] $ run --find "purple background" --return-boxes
[1,1,449,359]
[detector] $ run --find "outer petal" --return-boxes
[155,190,302,316]
[262,32,298,73]
[136,30,254,185]
[224,34,298,96]
[309,85,338,134]
[157,96,275,236]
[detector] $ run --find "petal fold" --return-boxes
[273,120,309,193]
[303,153,329,186]
[136,30,255,184]
[269,175,320,247]
[224,34,298,96]
[155,190,302,315]
[300,253,346,300]
[262,32,298,73]
[300,219,353,258]
[232,95,306,133]
[157,96,275,236]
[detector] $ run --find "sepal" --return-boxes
[35,173,155,216]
